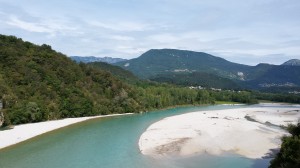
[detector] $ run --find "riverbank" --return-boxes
[139,105,300,159]
[0,113,133,150]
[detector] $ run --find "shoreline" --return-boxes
[139,105,300,159]
[0,113,133,150]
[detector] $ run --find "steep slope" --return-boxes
[70,56,127,64]
[0,35,142,126]
[87,62,139,83]
[247,63,273,80]
[115,49,251,79]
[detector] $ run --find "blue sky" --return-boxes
[0,0,300,65]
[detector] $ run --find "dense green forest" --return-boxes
[0,35,145,126]
[87,62,138,83]
[269,122,300,168]
[149,72,241,89]
[254,92,300,104]
[0,35,300,128]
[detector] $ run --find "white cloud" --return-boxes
[7,16,53,33]
[6,16,79,37]
[115,46,147,55]
[109,35,135,41]
[147,33,180,43]
[1,0,300,65]
[89,21,150,32]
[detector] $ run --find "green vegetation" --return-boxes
[87,62,138,83]
[137,86,215,109]
[269,122,300,168]
[0,35,144,126]
[254,92,300,104]
[150,72,240,89]
[211,90,258,104]
[215,101,241,105]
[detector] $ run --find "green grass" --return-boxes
[215,101,241,105]
[258,100,280,103]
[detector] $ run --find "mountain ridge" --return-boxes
[115,49,300,92]
[70,56,127,64]
[282,59,300,66]
[115,49,251,80]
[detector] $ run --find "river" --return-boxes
[0,105,272,168]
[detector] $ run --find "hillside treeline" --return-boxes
[0,35,145,126]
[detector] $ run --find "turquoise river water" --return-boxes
[0,105,273,168]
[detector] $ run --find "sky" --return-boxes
[0,0,300,65]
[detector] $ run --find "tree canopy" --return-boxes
[270,122,300,168]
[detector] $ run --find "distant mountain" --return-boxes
[282,59,300,66]
[242,65,300,91]
[70,56,127,64]
[115,49,300,91]
[115,49,251,80]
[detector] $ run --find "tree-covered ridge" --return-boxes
[87,62,138,83]
[0,35,143,126]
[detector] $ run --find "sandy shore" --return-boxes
[139,106,300,159]
[0,113,132,150]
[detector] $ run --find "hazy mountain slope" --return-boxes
[243,65,300,90]
[282,59,300,66]
[70,56,127,64]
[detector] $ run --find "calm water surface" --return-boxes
[0,105,271,168]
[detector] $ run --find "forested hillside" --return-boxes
[87,62,138,83]
[0,35,143,126]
